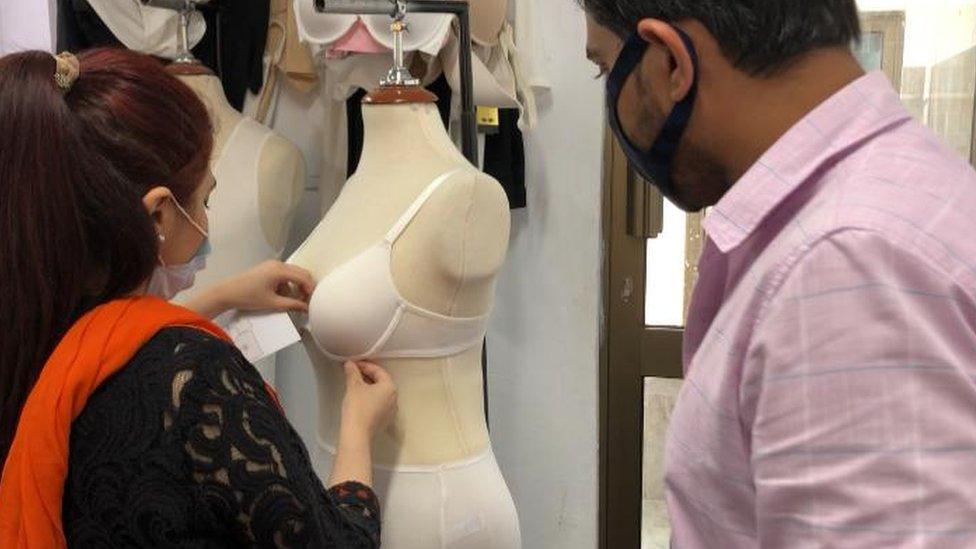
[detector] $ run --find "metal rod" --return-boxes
[142,0,187,9]
[455,5,476,165]
[315,0,478,166]
[141,0,201,64]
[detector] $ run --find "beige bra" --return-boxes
[304,169,491,361]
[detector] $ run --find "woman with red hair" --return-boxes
[0,48,395,548]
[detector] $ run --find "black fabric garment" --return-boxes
[196,0,271,110]
[483,108,527,209]
[426,72,454,130]
[57,0,122,52]
[346,88,368,178]
[63,327,380,548]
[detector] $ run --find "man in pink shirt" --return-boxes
[583,0,976,547]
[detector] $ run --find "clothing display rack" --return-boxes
[314,0,479,166]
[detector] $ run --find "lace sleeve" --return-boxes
[169,329,381,548]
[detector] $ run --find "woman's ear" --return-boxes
[142,186,172,237]
[637,19,696,103]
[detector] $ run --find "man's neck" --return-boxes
[708,47,866,183]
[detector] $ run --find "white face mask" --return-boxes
[147,196,211,300]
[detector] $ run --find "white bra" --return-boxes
[87,0,205,59]
[306,169,491,361]
[294,0,453,55]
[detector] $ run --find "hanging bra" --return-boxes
[294,0,453,56]
[305,169,492,361]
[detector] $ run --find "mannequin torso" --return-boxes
[471,0,509,46]
[290,102,510,466]
[177,73,305,252]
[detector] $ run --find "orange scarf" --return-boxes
[0,297,233,549]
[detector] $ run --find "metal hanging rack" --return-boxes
[314,0,478,166]
[142,0,210,65]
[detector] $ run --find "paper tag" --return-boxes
[214,310,301,364]
[477,106,500,135]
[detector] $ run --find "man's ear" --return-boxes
[637,19,696,102]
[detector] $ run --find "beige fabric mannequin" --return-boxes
[290,100,510,465]
[175,74,306,384]
[291,99,520,547]
[471,0,509,46]
[177,73,305,254]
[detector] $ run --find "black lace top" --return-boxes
[62,327,380,548]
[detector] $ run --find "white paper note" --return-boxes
[214,310,301,364]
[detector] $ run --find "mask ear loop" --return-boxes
[604,26,700,198]
[167,195,209,237]
[650,27,700,162]
[605,32,649,134]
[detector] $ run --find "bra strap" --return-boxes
[385,168,464,242]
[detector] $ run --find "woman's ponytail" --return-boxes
[0,48,212,464]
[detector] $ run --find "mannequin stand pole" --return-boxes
[314,0,478,167]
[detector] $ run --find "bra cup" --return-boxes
[294,0,452,53]
[306,169,493,362]
[308,245,402,359]
[363,13,453,53]
[293,0,358,45]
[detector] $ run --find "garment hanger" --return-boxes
[363,0,437,105]
[142,0,216,76]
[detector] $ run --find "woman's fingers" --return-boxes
[343,361,365,385]
[275,263,317,297]
[356,361,392,385]
[271,295,310,312]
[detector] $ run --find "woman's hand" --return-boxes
[341,361,398,438]
[186,260,316,319]
[328,362,398,488]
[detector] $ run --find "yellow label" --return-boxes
[477,106,500,127]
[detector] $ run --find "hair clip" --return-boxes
[53,52,80,92]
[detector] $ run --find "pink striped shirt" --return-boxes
[667,71,976,547]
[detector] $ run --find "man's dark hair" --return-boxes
[580,0,861,75]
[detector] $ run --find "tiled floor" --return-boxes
[642,378,682,548]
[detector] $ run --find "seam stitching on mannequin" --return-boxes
[448,177,478,317]
[438,467,448,548]
[441,355,471,455]
[443,178,476,457]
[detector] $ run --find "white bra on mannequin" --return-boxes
[294,0,452,55]
[301,167,522,548]
[86,0,205,59]
[303,169,492,361]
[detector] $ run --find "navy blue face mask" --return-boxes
[606,27,700,210]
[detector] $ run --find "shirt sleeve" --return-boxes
[171,332,381,548]
[742,229,976,548]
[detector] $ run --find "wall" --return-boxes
[273,1,606,547]
[0,0,56,55]
[486,1,604,548]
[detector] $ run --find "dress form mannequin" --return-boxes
[176,72,306,252]
[174,71,306,385]
[290,90,520,547]
[471,0,509,46]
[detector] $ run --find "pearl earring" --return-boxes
[158,233,166,243]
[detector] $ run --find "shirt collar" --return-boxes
[702,71,912,253]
